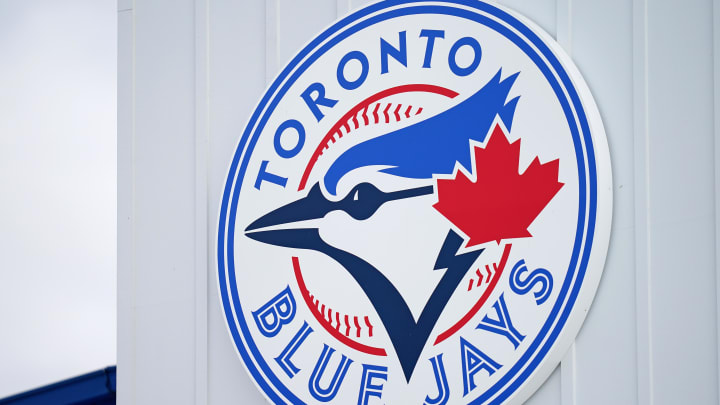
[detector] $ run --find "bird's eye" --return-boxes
[342,183,383,220]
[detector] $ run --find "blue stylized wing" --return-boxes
[323,69,520,195]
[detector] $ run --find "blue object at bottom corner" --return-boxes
[0,366,116,405]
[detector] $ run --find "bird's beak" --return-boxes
[244,181,435,246]
[243,183,336,248]
[244,183,331,239]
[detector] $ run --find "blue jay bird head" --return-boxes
[246,69,520,249]
[245,69,521,322]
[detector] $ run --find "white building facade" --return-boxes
[118,0,720,403]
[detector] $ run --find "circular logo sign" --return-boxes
[217,1,611,404]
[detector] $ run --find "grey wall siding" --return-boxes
[118,1,720,403]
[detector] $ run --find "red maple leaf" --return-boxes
[433,124,564,247]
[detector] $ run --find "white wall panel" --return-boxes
[716,0,720,397]
[206,0,268,404]
[118,0,199,403]
[523,367,560,405]
[270,0,337,78]
[568,0,638,404]
[117,7,134,404]
[646,0,717,403]
[118,0,720,404]
[497,0,556,37]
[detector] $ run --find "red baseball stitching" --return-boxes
[308,292,375,338]
[297,84,458,191]
[292,257,387,356]
[467,263,497,292]
[434,244,513,345]
[313,102,423,160]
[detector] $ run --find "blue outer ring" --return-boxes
[217,1,598,404]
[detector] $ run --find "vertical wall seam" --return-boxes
[116,1,138,403]
[265,0,279,85]
[714,0,720,400]
[130,2,137,403]
[633,0,652,403]
[556,0,576,403]
[193,0,210,403]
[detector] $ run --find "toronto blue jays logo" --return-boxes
[217,2,611,404]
